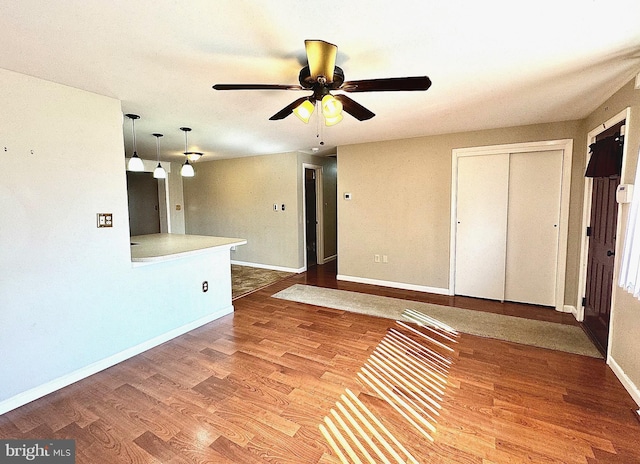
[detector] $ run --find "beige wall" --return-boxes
[583,79,640,398]
[337,120,582,291]
[183,152,337,270]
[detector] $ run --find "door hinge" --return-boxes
[586,226,592,237]
[582,297,587,307]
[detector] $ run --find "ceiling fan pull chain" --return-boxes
[316,101,325,146]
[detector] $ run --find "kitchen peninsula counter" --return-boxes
[130,233,246,263]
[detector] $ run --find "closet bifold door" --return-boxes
[454,153,509,301]
[504,150,562,307]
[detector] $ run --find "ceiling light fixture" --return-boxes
[185,152,203,162]
[180,127,195,177]
[152,133,166,179]
[125,113,144,172]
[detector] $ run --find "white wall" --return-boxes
[0,69,232,413]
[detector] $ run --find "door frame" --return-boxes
[302,163,324,269]
[577,107,630,359]
[450,139,573,313]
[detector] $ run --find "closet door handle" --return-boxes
[607,250,615,257]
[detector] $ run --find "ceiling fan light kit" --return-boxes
[213,39,432,126]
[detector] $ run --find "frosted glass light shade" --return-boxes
[127,153,145,172]
[185,152,203,162]
[324,113,343,126]
[321,94,343,118]
[293,100,315,123]
[181,160,195,177]
[153,163,167,179]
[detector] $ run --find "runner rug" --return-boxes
[272,284,602,358]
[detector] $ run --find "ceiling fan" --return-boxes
[213,40,432,125]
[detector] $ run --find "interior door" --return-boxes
[455,154,509,300]
[504,150,563,306]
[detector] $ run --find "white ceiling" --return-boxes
[1,0,639,162]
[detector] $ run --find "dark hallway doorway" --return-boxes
[305,167,318,268]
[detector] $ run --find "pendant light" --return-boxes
[125,113,145,172]
[152,133,166,179]
[180,127,195,177]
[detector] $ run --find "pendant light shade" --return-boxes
[126,114,145,172]
[180,127,196,177]
[152,133,167,179]
[181,159,195,177]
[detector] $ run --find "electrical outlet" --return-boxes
[273,203,278,212]
[202,281,208,292]
[374,254,380,263]
[383,255,388,263]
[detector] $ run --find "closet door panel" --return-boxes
[504,150,562,306]
[455,154,509,301]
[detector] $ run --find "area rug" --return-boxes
[232,265,295,300]
[272,284,602,358]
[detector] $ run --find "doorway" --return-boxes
[303,164,324,269]
[305,168,317,267]
[581,117,626,355]
[126,171,160,236]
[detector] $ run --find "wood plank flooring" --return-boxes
[1,262,639,463]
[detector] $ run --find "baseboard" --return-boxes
[0,305,234,416]
[608,355,640,408]
[564,304,580,319]
[231,260,304,273]
[337,274,449,295]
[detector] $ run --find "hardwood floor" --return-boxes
[1,262,639,463]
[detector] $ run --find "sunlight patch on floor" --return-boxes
[320,312,458,463]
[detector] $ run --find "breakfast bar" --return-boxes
[130,233,247,264]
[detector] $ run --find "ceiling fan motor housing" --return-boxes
[299,66,345,89]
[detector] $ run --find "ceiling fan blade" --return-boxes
[213,83,303,91]
[305,40,337,82]
[341,76,432,92]
[334,95,375,121]
[269,97,310,120]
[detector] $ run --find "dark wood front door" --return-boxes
[583,175,619,353]
[583,122,624,354]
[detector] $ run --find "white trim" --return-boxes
[608,355,640,408]
[337,274,449,295]
[450,139,573,312]
[577,108,630,359]
[302,163,325,266]
[231,260,304,273]
[0,305,233,415]
[564,305,579,318]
